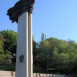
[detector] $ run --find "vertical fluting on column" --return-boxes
[16,12,29,77]
[28,13,33,77]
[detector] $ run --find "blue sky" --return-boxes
[0,0,77,42]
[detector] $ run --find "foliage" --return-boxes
[0,35,5,54]
[34,37,77,75]
[1,30,17,54]
[33,40,38,65]
[0,51,12,65]
[0,30,77,76]
[1,30,17,63]
[0,63,15,71]
[41,33,44,41]
[41,33,46,41]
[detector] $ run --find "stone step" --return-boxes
[0,71,15,76]
[0,71,67,77]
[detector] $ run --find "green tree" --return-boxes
[33,40,38,65]
[38,40,50,69]
[36,37,77,74]
[0,35,5,54]
[1,30,17,63]
[41,33,44,41]
[0,52,12,65]
[1,30,17,54]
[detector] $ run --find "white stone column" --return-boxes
[16,12,29,77]
[28,13,33,77]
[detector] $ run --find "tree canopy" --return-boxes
[0,30,77,76]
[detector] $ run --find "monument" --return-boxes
[7,0,35,77]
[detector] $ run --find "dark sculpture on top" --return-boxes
[7,0,35,23]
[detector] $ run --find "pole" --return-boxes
[16,12,29,77]
[28,13,33,77]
